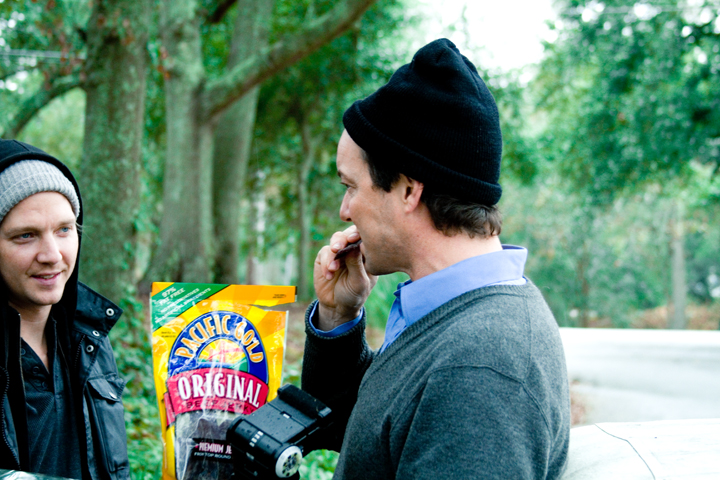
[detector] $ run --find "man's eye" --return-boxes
[17,233,33,240]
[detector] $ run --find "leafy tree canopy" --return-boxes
[536,0,720,205]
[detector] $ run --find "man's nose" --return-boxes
[37,236,62,264]
[339,193,351,222]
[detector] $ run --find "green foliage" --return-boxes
[0,0,89,135]
[502,158,720,327]
[111,296,163,479]
[537,0,720,205]
[675,162,720,302]
[365,272,408,329]
[491,73,540,185]
[0,0,88,61]
[299,449,340,480]
[506,0,720,327]
[16,87,85,167]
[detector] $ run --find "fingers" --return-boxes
[312,225,374,325]
[313,225,366,287]
[329,227,360,256]
[314,245,338,281]
[325,227,361,278]
[341,241,366,276]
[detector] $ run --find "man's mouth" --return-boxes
[33,273,60,280]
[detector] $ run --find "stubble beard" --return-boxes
[362,241,406,277]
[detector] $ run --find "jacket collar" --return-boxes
[74,283,123,336]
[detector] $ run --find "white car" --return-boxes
[561,418,720,479]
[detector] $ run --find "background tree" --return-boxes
[531,0,720,327]
[79,0,150,302]
[0,2,85,138]
[209,0,272,284]
[142,0,380,288]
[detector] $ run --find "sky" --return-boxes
[413,0,558,74]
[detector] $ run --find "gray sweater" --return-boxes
[302,282,570,479]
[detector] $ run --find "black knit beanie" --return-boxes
[343,38,502,205]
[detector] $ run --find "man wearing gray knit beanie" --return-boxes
[301,39,570,479]
[0,139,129,479]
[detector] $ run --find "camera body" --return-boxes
[227,384,332,479]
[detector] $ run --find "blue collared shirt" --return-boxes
[311,245,528,352]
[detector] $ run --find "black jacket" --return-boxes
[0,139,129,479]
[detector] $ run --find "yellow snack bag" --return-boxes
[151,283,295,480]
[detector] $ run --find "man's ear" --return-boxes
[397,174,424,212]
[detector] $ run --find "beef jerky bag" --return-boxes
[151,283,295,480]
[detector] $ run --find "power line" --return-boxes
[565,5,720,15]
[0,49,85,60]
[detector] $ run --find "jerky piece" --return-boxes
[334,240,362,260]
[176,411,237,480]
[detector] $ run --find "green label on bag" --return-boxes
[151,283,228,330]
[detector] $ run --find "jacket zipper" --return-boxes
[1,368,20,468]
[73,334,85,371]
[0,313,24,468]
[1,370,21,468]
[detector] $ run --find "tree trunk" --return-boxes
[212,93,258,283]
[79,0,149,301]
[669,200,687,329]
[297,119,318,300]
[212,0,272,284]
[577,238,591,328]
[242,173,258,285]
[142,0,378,289]
[142,0,214,287]
[246,170,267,285]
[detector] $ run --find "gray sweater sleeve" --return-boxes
[393,366,555,479]
[300,301,375,452]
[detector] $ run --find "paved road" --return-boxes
[559,328,720,426]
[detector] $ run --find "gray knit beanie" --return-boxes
[0,160,81,224]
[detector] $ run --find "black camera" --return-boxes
[227,384,333,479]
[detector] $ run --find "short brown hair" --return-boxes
[360,149,502,238]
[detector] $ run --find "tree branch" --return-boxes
[1,60,46,83]
[0,67,26,83]
[201,0,377,119]
[1,73,82,139]
[206,0,238,24]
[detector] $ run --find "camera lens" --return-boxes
[275,445,302,478]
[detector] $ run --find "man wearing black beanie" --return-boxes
[301,39,570,479]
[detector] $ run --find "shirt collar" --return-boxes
[397,245,527,326]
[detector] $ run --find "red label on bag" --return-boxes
[165,368,269,422]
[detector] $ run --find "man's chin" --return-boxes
[31,290,66,308]
[364,260,397,277]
